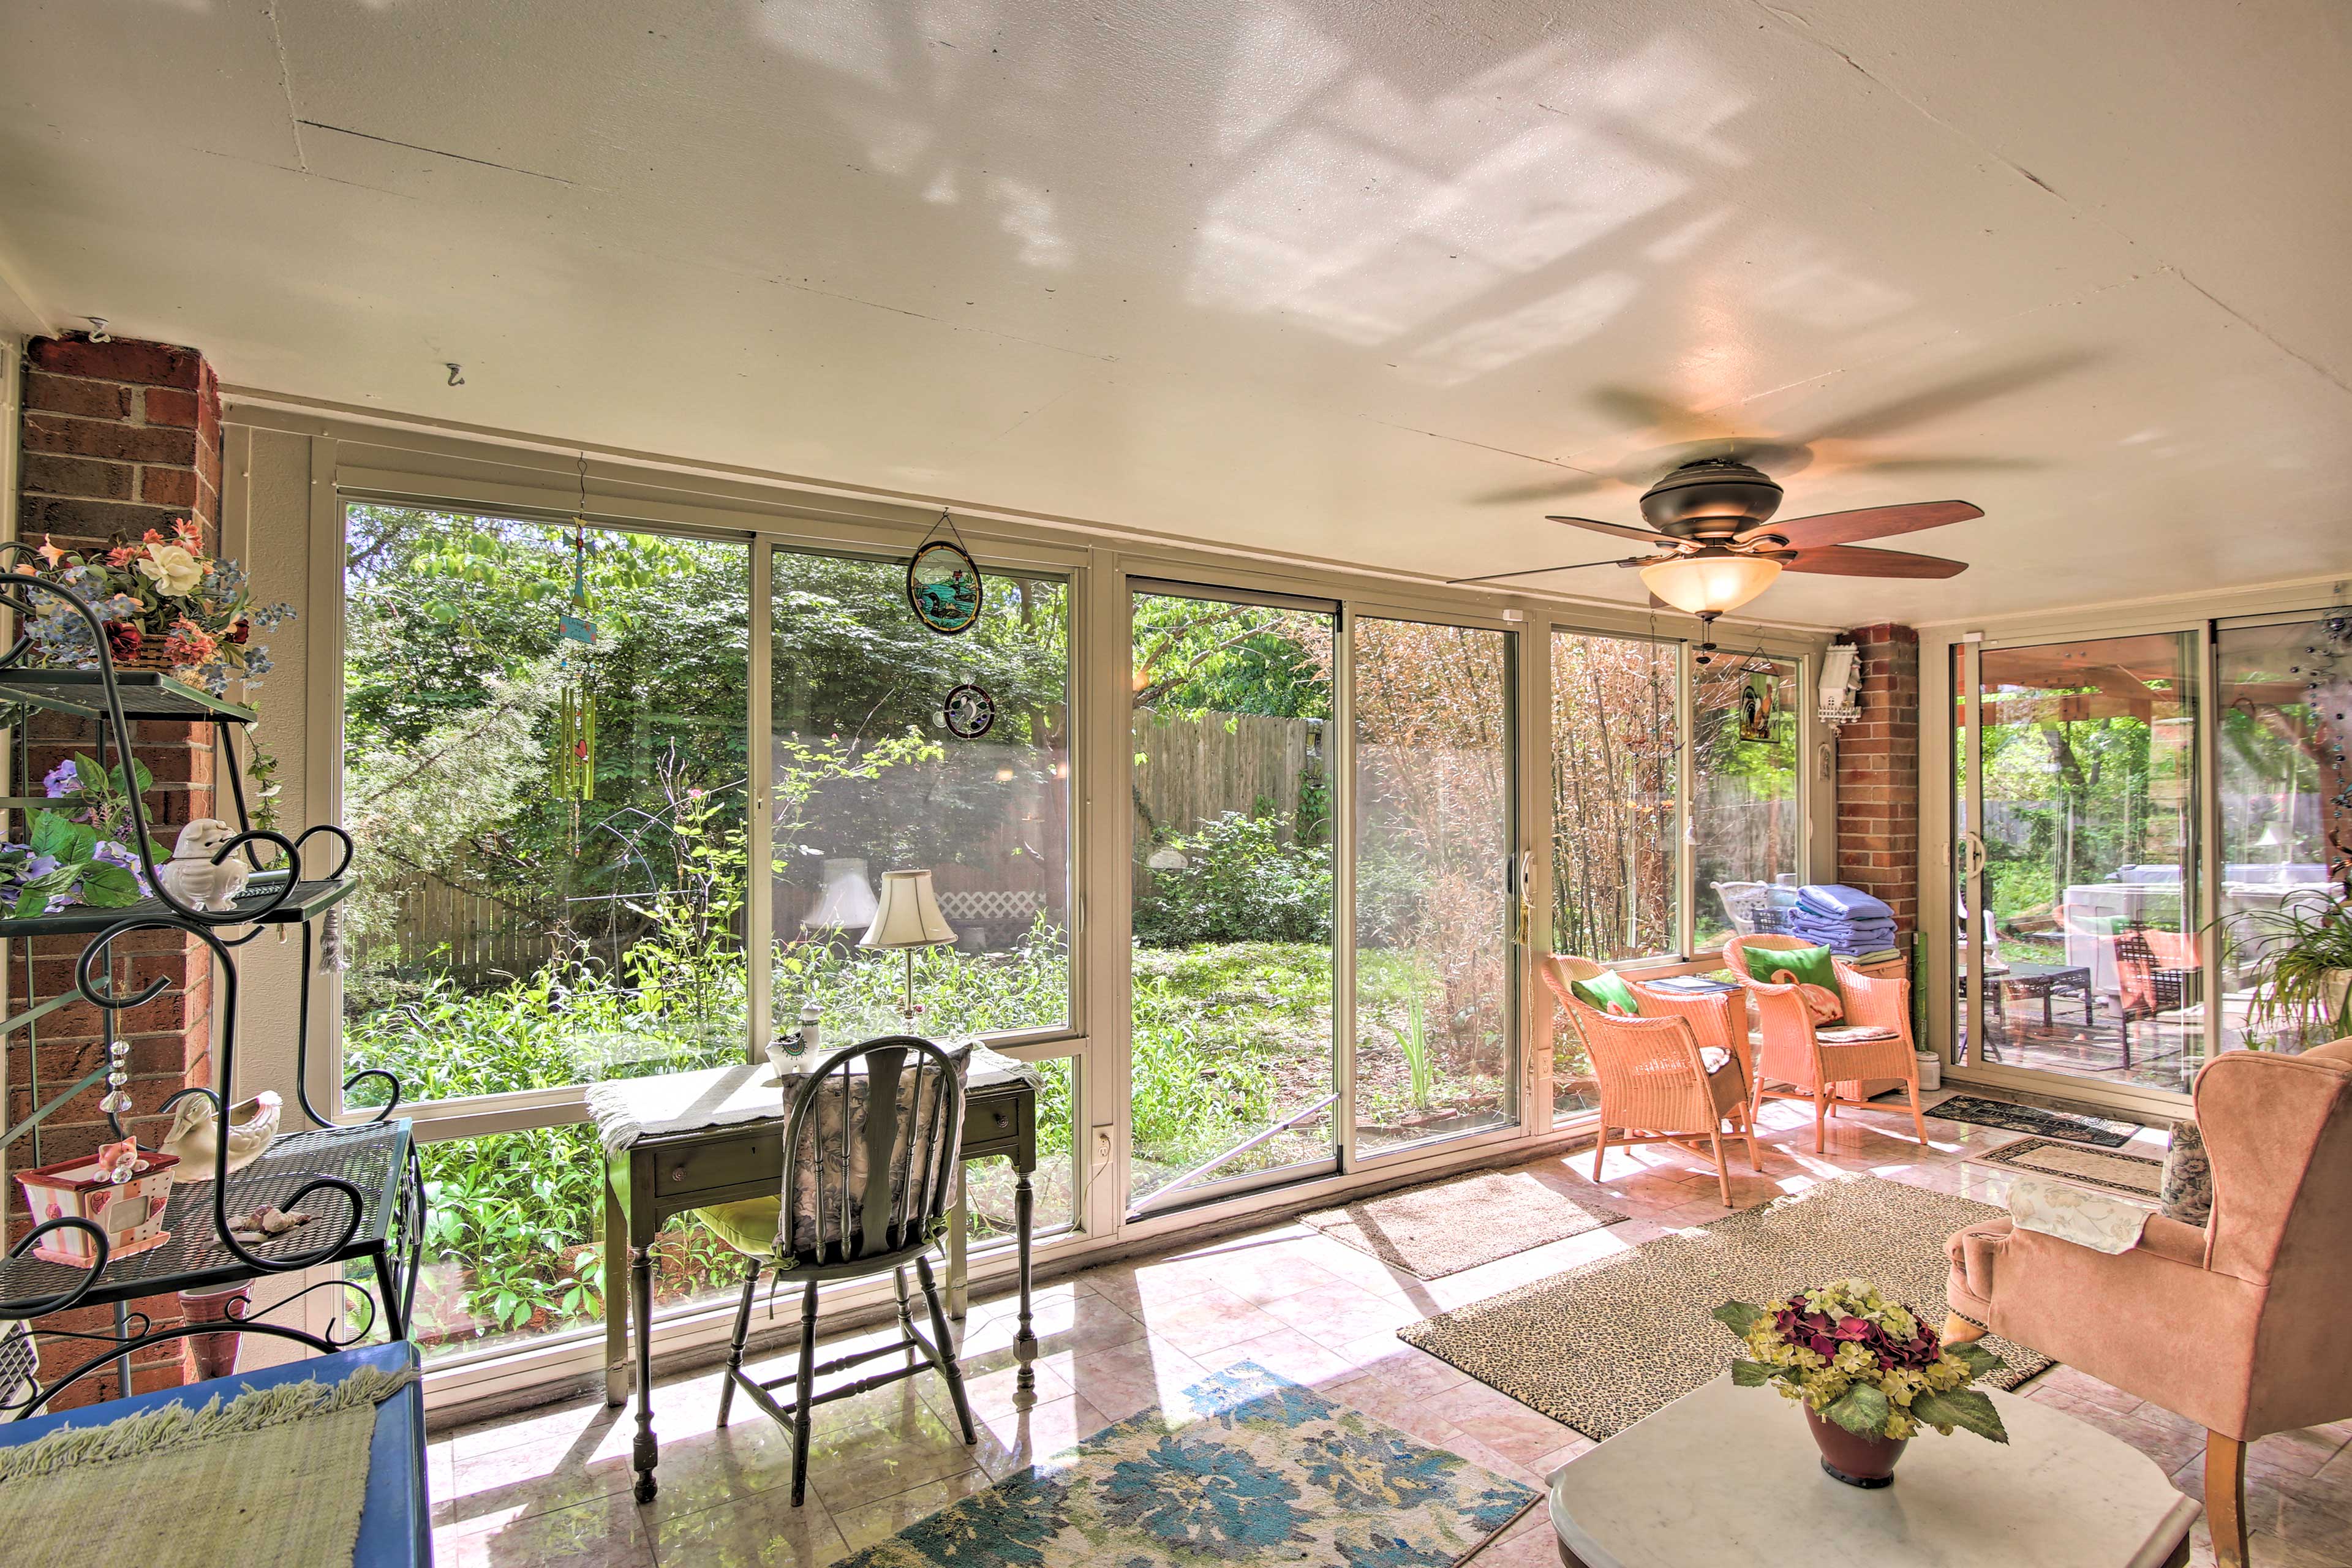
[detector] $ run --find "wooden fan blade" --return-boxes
[1741,500,1981,550]
[1780,543,1968,579]
[1444,558,1645,586]
[1547,514,1671,545]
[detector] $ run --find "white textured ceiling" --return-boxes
[3,0,2348,624]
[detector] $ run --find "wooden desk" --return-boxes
[594,1053,1041,1504]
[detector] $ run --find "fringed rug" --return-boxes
[839,1361,1535,1568]
[1302,1169,1628,1278]
[0,1363,415,1568]
[1972,1136,2164,1199]
[1911,1093,2140,1147]
[1398,1175,2049,1440]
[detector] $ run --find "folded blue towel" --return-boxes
[1797,883,1894,921]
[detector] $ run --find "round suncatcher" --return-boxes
[943,683,997,739]
[907,538,983,635]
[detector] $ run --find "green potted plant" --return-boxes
[2230,885,2352,1048]
[1716,1278,2009,1487]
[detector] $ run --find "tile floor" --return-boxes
[429,1095,2352,1566]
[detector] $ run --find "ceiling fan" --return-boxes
[1450,458,1979,662]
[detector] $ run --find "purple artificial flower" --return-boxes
[41,760,77,798]
[91,839,152,897]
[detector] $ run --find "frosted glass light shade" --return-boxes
[802,858,879,930]
[861,869,958,949]
[1640,554,1782,616]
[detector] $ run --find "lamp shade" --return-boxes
[861,869,958,949]
[803,858,880,931]
[1639,553,1782,617]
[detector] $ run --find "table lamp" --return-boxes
[861,869,957,1024]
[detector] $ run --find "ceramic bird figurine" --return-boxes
[157,818,251,912]
[161,1089,281,1180]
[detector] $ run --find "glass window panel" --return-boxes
[2215,619,2346,1053]
[1127,590,1336,1209]
[963,1057,1077,1242]
[768,549,1071,1042]
[342,505,751,1101]
[1971,633,2201,1091]
[1547,630,1678,1119]
[1354,617,1517,1156]
[1692,657,1800,951]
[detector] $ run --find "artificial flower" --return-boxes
[137,541,204,595]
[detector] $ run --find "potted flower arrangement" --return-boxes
[17,521,293,696]
[1716,1278,2009,1487]
[0,754,155,918]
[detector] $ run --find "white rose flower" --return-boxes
[135,543,203,596]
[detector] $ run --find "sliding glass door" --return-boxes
[1127,584,1340,1212]
[1352,616,1518,1156]
[1953,631,2204,1093]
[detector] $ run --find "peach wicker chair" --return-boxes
[1943,1038,2352,1568]
[1722,933,1928,1154]
[1542,955,1759,1205]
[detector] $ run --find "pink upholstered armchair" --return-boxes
[1943,1038,2352,1567]
[1542,956,1758,1205]
[1723,933,1929,1153]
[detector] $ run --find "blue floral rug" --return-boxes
[840,1362,1537,1567]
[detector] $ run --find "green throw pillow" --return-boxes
[1741,941,1842,1003]
[1570,970,1642,1015]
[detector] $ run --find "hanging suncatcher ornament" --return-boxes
[907,509,984,635]
[553,515,598,843]
[943,683,997,739]
[1739,666,1777,742]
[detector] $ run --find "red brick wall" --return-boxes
[1834,624,1921,933]
[10,333,224,1404]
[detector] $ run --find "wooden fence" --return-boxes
[355,876,551,982]
[1131,709,1322,842]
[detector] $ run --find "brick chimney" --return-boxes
[1834,624,1921,934]
[10,332,224,1404]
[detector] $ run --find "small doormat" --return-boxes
[1972,1137,2163,1199]
[837,1360,1536,1568]
[1909,1093,2141,1147]
[1397,1175,2048,1441]
[1301,1169,1628,1279]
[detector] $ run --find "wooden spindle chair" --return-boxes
[694,1036,976,1507]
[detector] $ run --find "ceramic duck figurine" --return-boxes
[156,818,251,912]
[160,1089,281,1180]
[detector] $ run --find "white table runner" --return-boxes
[586,1045,1038,1156]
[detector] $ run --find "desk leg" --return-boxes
[1013,1158,1036,1392]
[630,1245,657,1504]
[947,1164,969,1321]
[603,1183,628,1408]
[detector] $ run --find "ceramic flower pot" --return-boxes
[178,1280,252,1381]
[1804,1404,1909,1487]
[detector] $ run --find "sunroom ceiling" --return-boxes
[2,1,2348,625]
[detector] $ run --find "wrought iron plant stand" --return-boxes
[0,565,420,1415]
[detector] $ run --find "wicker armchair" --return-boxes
[1545,956,1760,1205]
[1723,933,1929,1155]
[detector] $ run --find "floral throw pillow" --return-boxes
[2158,1119,2212,1227]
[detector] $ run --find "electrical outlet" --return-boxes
[1091,1125,1115,1169]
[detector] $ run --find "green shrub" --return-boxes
[1133,812,1331,946]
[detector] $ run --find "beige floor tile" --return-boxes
[437,1490,656,1567]
[652,1483,850,1567]
[828,1470,997,1554]
[1256,1278,1421,1348]
[970,1391,1118,1479]
[1121,1281,1294,1357]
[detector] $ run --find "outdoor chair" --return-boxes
[1944,1037,2352,1567]
[692,1035,977,1507]
[1545,956,1759,1205]
[2113,922,2204,1061]
[1711,880,1776,936]
[1723,933,1929,1154]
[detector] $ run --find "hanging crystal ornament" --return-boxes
[99,1039,133,1113]
[552,455,600,851]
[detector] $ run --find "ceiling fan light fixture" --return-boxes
[1639,553,1782,617]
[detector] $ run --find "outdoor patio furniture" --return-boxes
[1550,962,1760,1206]
[692,1035,980,1507]
[2114,924,2203,1060]
[1724,933,1929,1155]
[1959,960,2096,1063]
[1943,1036,2352,1568]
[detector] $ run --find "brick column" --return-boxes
[10,332,224,1404]
[1834,624,1921,933]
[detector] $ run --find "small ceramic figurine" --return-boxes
[157,818,251,912]
[160,1089,282,1180]
[92,1137,143,1185]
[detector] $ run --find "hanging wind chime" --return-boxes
[554,457,599,851]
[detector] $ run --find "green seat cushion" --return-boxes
[1570,969,1642,1015]
[1741,941,1843,1004]
[695,1196,782,1256]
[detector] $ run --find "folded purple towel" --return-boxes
[1796,883,1894,921]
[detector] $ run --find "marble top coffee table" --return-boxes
[1547,1373,2199,1568]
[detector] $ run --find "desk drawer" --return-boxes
[648,1131,780,1200]
[963,1093,1027,1156]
